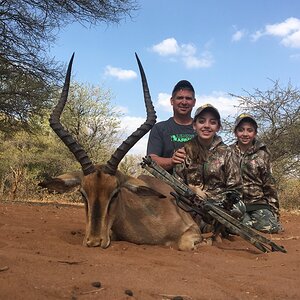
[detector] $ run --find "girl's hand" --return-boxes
[172,147,186,165]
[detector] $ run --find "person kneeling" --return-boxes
[230,113,283,234]
[174,104,245,238]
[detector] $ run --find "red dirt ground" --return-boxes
[0,202,299,300]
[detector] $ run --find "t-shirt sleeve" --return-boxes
[146,124,163,156]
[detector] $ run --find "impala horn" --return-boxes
[104,53,156,175]
[49,53,156,177]
[49,53,96,176]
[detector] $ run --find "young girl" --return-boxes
[230,113,282,233]
[174,104,244,231]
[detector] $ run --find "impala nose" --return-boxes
[85,237,100,247]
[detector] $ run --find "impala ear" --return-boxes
[135,186,166,198]
[123,178,166,198]
[38,171,83,194]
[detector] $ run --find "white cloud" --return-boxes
[181,43,197,56]
[251,30,264,41]
[121,115,146,132]
[156,92,171,112]
[182,52,214,69]
[196,91,239,117]
[119,116,150,155]
[232,29,246,42]
[265,17,300,37]
[290,52,300,60]
[154,91,238,116]
[151,38,214,69]
[152,38,180,56]
[251,17,300,48]
[281,30,300,48]
[127,134,149,155]
[114,105,128,114]
[104,65,137,80]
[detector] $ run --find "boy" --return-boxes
[230,113,283,233]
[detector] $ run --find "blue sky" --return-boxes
[50,0,300,155]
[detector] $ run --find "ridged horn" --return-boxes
[104,53,157,175]
[49,53,96,176]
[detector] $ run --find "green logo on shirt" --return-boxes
[170,134,194,143]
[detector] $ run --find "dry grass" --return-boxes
[2,178,299,213]
[279,178,300,211]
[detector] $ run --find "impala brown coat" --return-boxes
[41,171,202,250]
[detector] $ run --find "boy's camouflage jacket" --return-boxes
[230,139,279,215]
[174,135,243,202]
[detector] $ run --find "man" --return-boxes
[146,80,196,171]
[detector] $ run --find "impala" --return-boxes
[40,54,202,251]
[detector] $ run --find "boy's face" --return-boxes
[235,121,257,146]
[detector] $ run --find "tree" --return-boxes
[0,56,54,134]
[228,80,300,182]
[60,82,122,164]
[0,81,124,199]
[0,0,138,132]
[119,154,147,176]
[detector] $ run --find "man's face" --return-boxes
[171,89,196,116]
[235,121,257,147]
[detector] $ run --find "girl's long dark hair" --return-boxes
[185,136,209,164]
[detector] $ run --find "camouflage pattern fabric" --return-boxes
[174,135,243,202]
[242,208,282,233]
[230,139,283,233]
[230,139,280,215]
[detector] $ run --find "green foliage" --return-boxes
[0,81,123,200]
[0,0,141,202]
[0,128,77,199]
[0,0,138,133]
[0,62,54,134]
[59,82,122,164]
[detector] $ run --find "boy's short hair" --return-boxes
[234,113,258,132]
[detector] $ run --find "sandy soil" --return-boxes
[0,202,299,300]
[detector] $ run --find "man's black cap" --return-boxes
[172,80,195,95]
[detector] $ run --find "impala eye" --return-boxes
[111,189,119,201]
[107,189,119,212]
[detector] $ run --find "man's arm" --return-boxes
[150,148,186,171]
[147,122,187,170]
